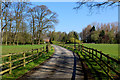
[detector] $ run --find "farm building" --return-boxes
[43,37,50,43]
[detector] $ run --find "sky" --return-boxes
[31,2,118,33]
[30,0,108,2]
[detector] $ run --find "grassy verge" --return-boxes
[2,46,55,80]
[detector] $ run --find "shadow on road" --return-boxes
[17,45,84,80]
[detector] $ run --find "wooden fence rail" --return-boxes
[59,44,120,80]
[0,45,47,75]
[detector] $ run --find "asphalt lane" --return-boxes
[18,45,84,80]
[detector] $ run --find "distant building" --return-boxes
[43,37,50,43]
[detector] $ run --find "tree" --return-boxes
[107,30,115,43]
[82,25,92,42]
[90,26,95,32]
[1,2,59,45]
[99,30,105,37]
[80,22,118,44]
[91,31,99,43]
[61,32,67,42]
[11,2,29,45]
[32,5,58,44]
[74,1,118,13]
[116,31,120,44]
[79,32,83,40]
[68,31,79,40]
[1,2,12,45]
[73,31,79,40]
[28,7,37,45]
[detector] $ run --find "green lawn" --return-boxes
[83,44,118,58]
[1,44,46,55]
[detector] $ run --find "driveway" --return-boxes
[17,45,84,80]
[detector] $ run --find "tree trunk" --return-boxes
[17,40,19,45]
[5,16,8,45]
[1,30,3,45]
[13,33,17,45]
[32,16,35,45]
[1,17,3,45]
[38,39,40,45]
[38,33,40,45]
[37,21,41,45]
[9,19,12,45]
[5,31,7,45]
[16,20,21,45]
[13,19,18,45]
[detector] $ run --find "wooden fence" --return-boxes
[0,45,47,75]
[59,44,120,80]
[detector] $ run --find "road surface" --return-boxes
[18,45,84,80]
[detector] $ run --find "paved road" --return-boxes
[18,45,84,80]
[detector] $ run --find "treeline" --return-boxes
[1,2,119,45]
[49,31,81,44]
[1,2,58,45]
[80,22,120,44]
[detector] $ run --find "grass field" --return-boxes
[83,44,119,58]
[66,44,119,58]
[1,44,46,55]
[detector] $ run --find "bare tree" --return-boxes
[28,8,37,45]
[12,2,29,45]
[1,2,12,45]
[74,1,119,13]
[32,5,58,45]
[1,2,58,45]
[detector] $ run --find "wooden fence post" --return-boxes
[73,45,74,49]
[40,48,41,52]
[82,45,83,51]
[78,44,80,51]
[32,49,34,59]
[9,54,12,74]
[95,49,98,66]
[79,45,81,51]
[42,47,44,52]
[107,54,110,80]
[37,49,38,57]
[46,45,49,53]
[32,49,33,54]
[41,47,42,51]
[92,48,94,59]
[100,51,103,65]
[23,52,26,67]
[44,46,45,52]
[89,48,91,59]
[87,48,89,55]
[95,49,97,60]
[39,48,42,55]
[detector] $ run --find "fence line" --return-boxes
[59,44,120,80]
[0,45,48,75]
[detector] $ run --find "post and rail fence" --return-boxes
[58,43,120,80]
[0,44,50,75]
